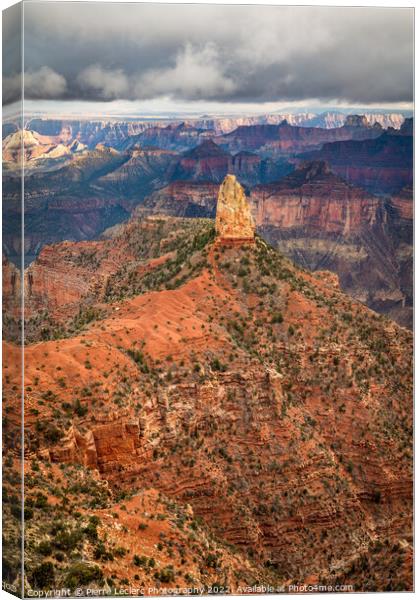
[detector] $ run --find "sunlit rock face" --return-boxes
[215,174,255,241]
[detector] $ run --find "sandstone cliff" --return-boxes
[250,162,412,328]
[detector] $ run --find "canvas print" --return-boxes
[2,1,413,597]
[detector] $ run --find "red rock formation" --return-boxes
[24,241,106,318]
[2,213,412,591]
[2,257,21,319]
[216,175,255,241]
[49,425,98,468]
[388,186,413,222]
[247,162,412,328]
[251,161,380,234]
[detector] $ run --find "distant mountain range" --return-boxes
[2,110,409,145]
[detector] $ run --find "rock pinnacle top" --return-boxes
[215,174,255,241]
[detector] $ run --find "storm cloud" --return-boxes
[3,3,414,106]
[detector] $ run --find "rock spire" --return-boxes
[215,174,255,241]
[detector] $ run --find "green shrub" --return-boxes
[31,562,55,589]
[271,312,284,324]
[205,553,220,569]
[133,555,148,567]
[74,399,88,417]
[155,567,175,583]
[37,541,53,556]
[64,563,104,588]
[210,358,227,372]
[53,527,82,551]
[24,507,34,520]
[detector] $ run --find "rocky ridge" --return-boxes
[2,178,413,593]
[216,120,384,156]
[302,129,413,194]
[135,161,413,328]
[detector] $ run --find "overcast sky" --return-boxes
[3,2,414,115]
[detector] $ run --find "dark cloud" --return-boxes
[3,3,414,105]
[2,2,22,105]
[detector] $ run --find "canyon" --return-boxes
[2,116,413,330]
[250,162,413,328]
[2,178,413,593]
